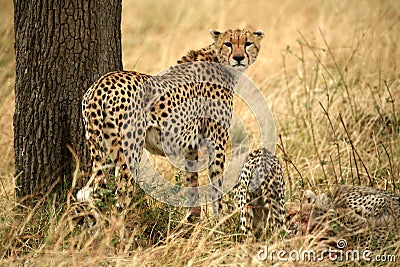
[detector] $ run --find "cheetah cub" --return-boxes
[291,185,400,249]
[228,148,286,238]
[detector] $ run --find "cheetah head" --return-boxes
[210,29,264,72]
[287,190,335,236]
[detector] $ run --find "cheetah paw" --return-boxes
[77,187,93,202]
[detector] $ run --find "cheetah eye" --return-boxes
[245,41,253,47]
[223,42,232,48]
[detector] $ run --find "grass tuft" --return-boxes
[1,0,399,265]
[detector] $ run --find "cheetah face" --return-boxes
[210,29,264,72]
[287,190,333,235]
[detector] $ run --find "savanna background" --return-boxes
[1,0,399,266]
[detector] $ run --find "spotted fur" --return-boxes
[298,185,400,249]
[231,148,286,237]
[80,29,264,215]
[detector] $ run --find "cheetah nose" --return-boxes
[233,55,245,63]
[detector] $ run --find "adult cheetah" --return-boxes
[80,29,264,217]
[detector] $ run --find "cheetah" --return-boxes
[80,29,264,216]
[227,148,286,238]
[291,185,400,249]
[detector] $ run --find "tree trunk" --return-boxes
[14,0,123,198]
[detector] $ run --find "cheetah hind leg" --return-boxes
[113,145,137,210]
[115,165,137,210]
[76,143,108,203]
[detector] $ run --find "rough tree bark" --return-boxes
[14,0,123,197]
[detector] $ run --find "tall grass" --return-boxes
[1,0,399,265]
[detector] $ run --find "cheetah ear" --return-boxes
[303,190,316,204]
[252,30,264,40]
[209,29,221,42]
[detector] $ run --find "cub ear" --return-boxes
[303,190,316,204]
[209,29,222,42]
[252,30,264,40]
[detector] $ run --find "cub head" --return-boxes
[210,29,264,72]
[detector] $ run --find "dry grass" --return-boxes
[1,0,400,266]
